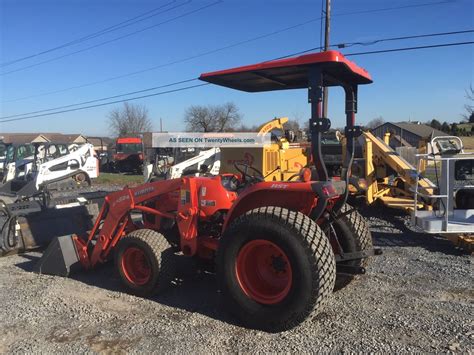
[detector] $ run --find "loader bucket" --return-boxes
[34,235,81,277]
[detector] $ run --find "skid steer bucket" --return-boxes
[0,202,99,256]
[34,235,82,277]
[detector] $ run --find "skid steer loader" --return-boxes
[0,142,98,203]
[0,142,103,255]
[144,147,220,181]
[0,143,37,183]
[36,51,380,331]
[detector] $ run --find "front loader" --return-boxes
[36,51,380,331]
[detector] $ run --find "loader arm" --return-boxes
[76,179,183,268]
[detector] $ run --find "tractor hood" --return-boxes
[199,50,372,92]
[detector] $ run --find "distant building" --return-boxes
[1,133,50,144]
[42,133,87,144]
[0,133,112,152]
[85,137,113,152]
[371,122,445,148]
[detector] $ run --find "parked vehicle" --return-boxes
[37,51,379,331]
[113,137,144,173]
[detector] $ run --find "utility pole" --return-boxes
[322,0,331,117]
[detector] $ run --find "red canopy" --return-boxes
[199,51,372,92]
[117,137,142,144]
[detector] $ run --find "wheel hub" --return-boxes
[121,247,151,286]
[235,239,292,305]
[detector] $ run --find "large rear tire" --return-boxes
[217,206,336,332]
[323,203,373,291]
[115,229,174,296]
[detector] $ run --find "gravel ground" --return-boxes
[0,206,472,353]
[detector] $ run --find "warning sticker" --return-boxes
[200,200,216,207]
[180,190,190,205]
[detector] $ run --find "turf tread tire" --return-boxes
[217,206,336,332]
[115,228,174,297]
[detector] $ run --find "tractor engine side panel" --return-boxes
[191,176,238,219]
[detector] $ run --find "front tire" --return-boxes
[115,229,174,296]
[217,206,336,332]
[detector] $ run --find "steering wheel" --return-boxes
[233,162,264,183]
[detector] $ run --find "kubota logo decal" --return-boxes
[134,187,154,197]
[270,183,289,189]
[113,195,130,207]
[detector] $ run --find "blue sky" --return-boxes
[0,0,473,136]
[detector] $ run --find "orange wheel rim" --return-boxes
[121,247,151,286]
[235,239,292,304]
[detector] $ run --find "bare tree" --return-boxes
[462,84,474,123]
[366,116,384,129]
[237,123,259,132]
[184,102,242,132]
[285,119,300,132]
[108,102,153,137]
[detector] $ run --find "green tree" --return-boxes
[451,123,458,135]
[430,119,442,130]
[441,122,450,132]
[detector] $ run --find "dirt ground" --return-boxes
[0,207,472,353]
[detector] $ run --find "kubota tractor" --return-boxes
[36,51,379,331]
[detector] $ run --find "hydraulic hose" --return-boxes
[0,212,18,253]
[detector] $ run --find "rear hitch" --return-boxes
[335,247,382,263]
[373,247,383,255]
[335,247,382,275]
[336,264,366,275]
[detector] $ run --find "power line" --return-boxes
[1,0,453,93]
[2,40,473,124]
[334,0,453,17]
[4,25,469,105]
[2,16,323,103]
[269,29,473,60]
[0,83,209,123]
[274,40,474,61]
[0,1,221,76]
[0,0,179,67]
[338,29,474,48]
[0,78,198,120]
[344,41,474,56]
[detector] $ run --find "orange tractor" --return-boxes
[36,51,379,331]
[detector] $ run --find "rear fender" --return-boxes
[222,182,312,230]
[222,180,344,231]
